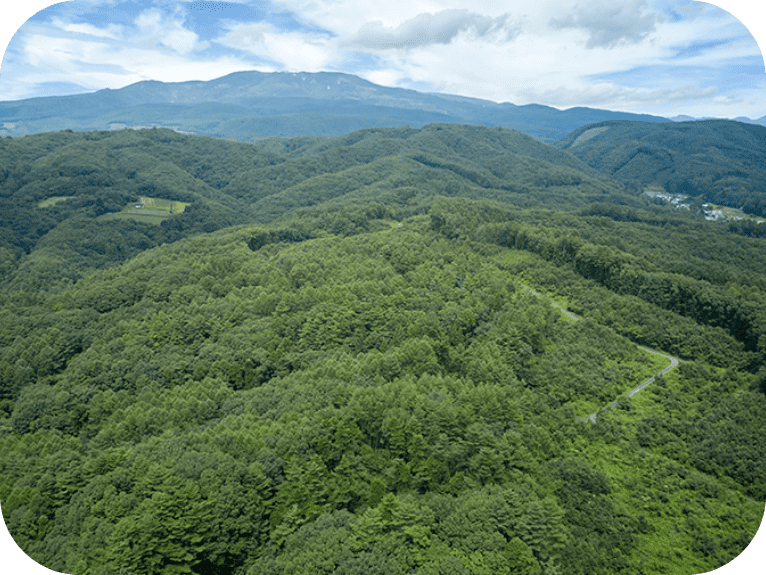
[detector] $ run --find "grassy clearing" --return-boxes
[98,196,190,225]
[516,277,674,418]
[38,196,75,208]
[379,219,404,232]
[635,349,675,386]
[515,275,577,317]
[570,351,670,418]
[570,126,610,147]
[713,204,764,222]
[136,196,190,214]
[592,359,682,430]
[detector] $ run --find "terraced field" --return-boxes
[99,196,190,224]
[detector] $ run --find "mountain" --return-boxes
[555,119,766,216]
[0,70,670,143]
[670,114,766,127]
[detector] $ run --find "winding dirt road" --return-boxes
[520,285,766,506]
[520,284,680,422]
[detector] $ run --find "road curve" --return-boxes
[520,286,762,504]
[520,284,680,422]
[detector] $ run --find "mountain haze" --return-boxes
[0,71,670,143]
[671,114,766,126]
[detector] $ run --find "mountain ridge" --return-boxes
[0,70,671,143]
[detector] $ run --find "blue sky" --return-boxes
[0,1,764,119]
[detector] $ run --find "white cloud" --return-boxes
[0,1,764,118]
[134,7,208,55]
[217,22,335,70]
[345,9,520,49]
[550,0,665,48]
[52,17,124,40]
[0,13,256,100]
[209,1,766,118]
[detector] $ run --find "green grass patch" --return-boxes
[571,351,671,419]
[515,276,577,317]
[514,278,676,418]
[38,196,75,208]
[704,201,764,223]
[136,196,190,214]
[637,349,674,382]
[590,357,681,428]
[98,196,191,225]
[381,219,404,231]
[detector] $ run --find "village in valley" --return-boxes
[644,187,766,223]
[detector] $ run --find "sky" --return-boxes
[0,1,764,120]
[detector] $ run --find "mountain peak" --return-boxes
[0,70,669,143]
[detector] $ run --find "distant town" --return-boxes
[645,189,765,223]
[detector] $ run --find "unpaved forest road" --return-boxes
[520,284,680,422]
[521,285,766,506]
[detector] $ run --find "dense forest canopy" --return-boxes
[0,124,764,575]
[0,124,637,290]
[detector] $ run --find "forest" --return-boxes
[0,124,764,575]
[556,119,766,217]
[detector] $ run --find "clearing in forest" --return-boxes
[99,196,191,225]
[37,196,76,207]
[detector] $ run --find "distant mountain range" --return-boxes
[671,114,766,125]
[0,70,673,144]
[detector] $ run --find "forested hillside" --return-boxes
[1,127,765,575]
[0,124,635,291]
[557,120,766,216]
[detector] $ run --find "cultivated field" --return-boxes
[99,196,190,224]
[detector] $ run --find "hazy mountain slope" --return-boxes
[671,114,766,127]
[557,119,766,216]
[0,70,670,143]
